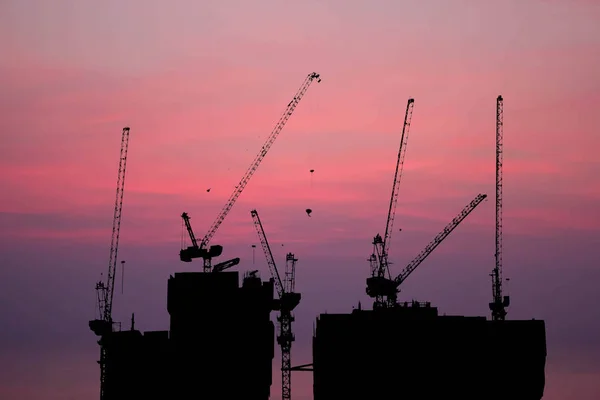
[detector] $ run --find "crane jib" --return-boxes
[200,72,321,248]
[374,98,415,284]
[92,127,131,400]
[250,209,284,298]
[394,193,487,286]
[104,127,130,323]
[382,98,415,257]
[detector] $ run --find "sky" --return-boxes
[0,0,599,399]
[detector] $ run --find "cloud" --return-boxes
[1,3,600,398]
[0,211,108,240]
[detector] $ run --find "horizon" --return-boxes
[1,1,599,399]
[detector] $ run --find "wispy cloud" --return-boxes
[1,0,600,398]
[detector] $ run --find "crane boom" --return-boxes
[490,95,509,320]
[367,98,415,308]
[201,72,321,249]
[367,193,487,307]
[105,127,130,323]
[212,257,240,273]
[382,98,415,266]
[394,193,488,287]
[251,209,284,298]
[180,72,321,271]
[89,127,131,400]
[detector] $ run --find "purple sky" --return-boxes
[1,0,599,399]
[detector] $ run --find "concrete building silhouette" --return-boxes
[97,276,546,400]
[312,301,547,400]
[99,270,275,400]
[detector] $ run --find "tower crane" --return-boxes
[366,98,415,308]
[88,127,131,400]
[250,209,301,400]
[180,72,321,272]
[180,212,240,272]
[489,95,510,321]
[367,193,488,308]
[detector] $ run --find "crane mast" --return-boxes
[366,98,415,308]
[367,193,488,307]
[490,95,509,320]
[89,127,131,400]
[180,72,321,272]
[250,210,301,400]
[284,253,297,294]
[280,253,299,400]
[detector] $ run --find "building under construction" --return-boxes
[90,73,321,400]
[309,95,546,399]
[312,302,547,400]
[99,270,275,400]
[90,85,547,400]
[98,272,547,400]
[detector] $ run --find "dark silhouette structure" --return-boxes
[251,209,302,400]
[92,73,323,400]
[312,302,547,400]
[89,93,548,400]
[89,127,131,400]
[490,94,510,321]
[179,72,321,272]
[169,270,275,399]
[367,193,487,309]
[99,270,275,400]
[102,327,169,399]
[366,98,415,308]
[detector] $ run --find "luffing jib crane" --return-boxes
[366,98,415,308]
[180,212,240,272]
[89,127,131,400]
[251,209,301,400]
[367,193,488,308]
[180,72,321,272]
[490,95,510,321]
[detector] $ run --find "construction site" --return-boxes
[89,72,547,400]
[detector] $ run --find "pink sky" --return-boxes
[1,0,600,399]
